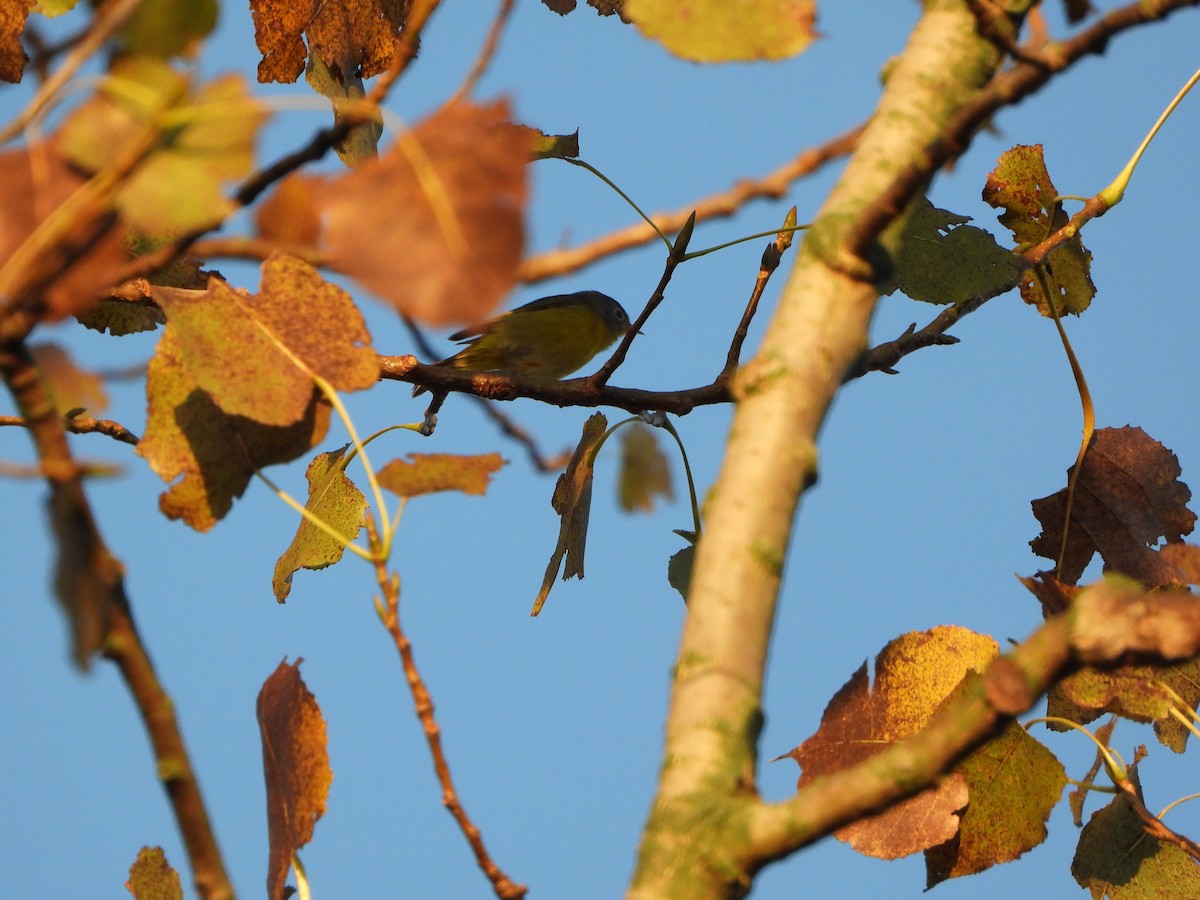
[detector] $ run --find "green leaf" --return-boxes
[894,198,1022,304]
[119,0,218,59]
[272,446,367,601]
[1071,793,1200,898]
[627,0,818,62]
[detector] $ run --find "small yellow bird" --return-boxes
[413,290,631,396]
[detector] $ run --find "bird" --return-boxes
[412,290,631,396]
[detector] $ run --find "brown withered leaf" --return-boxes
[0,146,129,319]
[136,328,331,531]
[0,0,30,82]
[377,452,505,498]
[1018,572,1079,618]
[1030,427,1196,585]
[31,343,108,415]
[152,253,378,427]
[1159,542,1200,585]
[532,413,608,616]
[250,0,408,83]
[777,627,998,859]
[320,100,530,328]
[983,144,1095,316]
[618,424,672,512]
[125,846,182,900]
[258,659,332,900]
[272,445,367,602]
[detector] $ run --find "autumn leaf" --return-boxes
[667,530,696,601]
[250,0,408,83]
[1071,792,1200,897]
[377,452,505,498]
[925,677,1066,886]
[257,660,332,900]
[136,328,331,531]
[0,0,30,82]
[31,343,108,415]
[118,0,218,59]
[272,446,368,602]
[893,197,1022,304]
[1048,658,1200,753]
[533,413,608,616]
[0,146,129,319]
[777,626,998,859]
[1030,426,1196,585]
[125,846,182,900]
[152,253,378,427]
[59,61,267,235]
[256,175,323,246]
[618,424,672,512]
[983,144,1095,316]
[627,0,818,62]
[319,99,531,328]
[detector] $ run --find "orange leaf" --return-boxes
[377,452,505,498]
[319,100,530,327]
[257,659,332,900]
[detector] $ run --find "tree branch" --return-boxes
[0,339,231,900]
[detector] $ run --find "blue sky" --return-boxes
[4,3,1200,898]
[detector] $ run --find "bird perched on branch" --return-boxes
[412,290,631,396]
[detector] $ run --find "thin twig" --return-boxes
[518,123,863,284]
[369,517,527,900]
[449,0,516,104]
[1,412,140,444]
[0,340,231,900]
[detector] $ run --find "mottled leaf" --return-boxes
[0,0,30,81]
[377,452,504,498]
[319,99,530,327]
[137,328,331,531]
[125,846,182,900]
[273,446,368,602]
[926,677,1066,885]
[983,144,1095,316]
[258,660,332,900]
[1072,793,1200,898]
[627,0,817,62]
[533,413,607,616]
[152,253,377,427]
[250,0,408,83]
